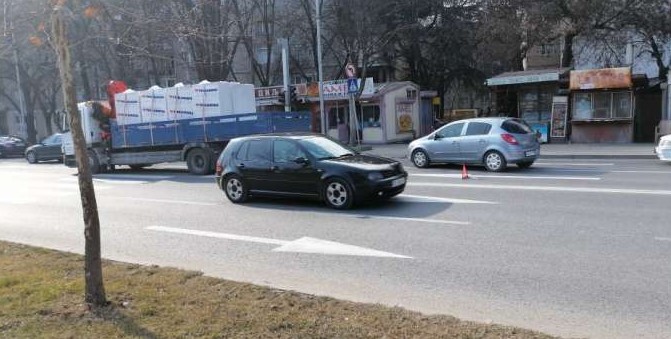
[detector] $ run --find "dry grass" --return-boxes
[0,241,557,338]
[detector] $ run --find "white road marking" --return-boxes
[107,197,219,206]
[60,176,151,185]
[654,237,671,242]
[408,182,671,196]
[535,162,614,166]
[345,214,470,225]
[408,173,601,181]
[146,226,411,258]
[396,194,497,205]
[95,174,174,181]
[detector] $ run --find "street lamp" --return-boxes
[316,0,326,134]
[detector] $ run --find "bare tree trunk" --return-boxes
[52,3,106,308]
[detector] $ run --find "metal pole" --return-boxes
[13,46,27,139]
[280,38,291,112]
[316,0,326,134]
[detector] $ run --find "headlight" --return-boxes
[661,140,671,147]
[367,172,384,181]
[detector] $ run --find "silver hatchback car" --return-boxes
[408,117,540,172]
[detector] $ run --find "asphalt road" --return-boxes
[1,157,670,339]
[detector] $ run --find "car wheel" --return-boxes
[223,174,248,203]
[411,149,430,168]
[26,151,37,164]
[323,178,354,209]
[186,148,212,175]
[484,150,507,172]
[517,161,534,169]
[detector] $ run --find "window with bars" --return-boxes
[572,91,632,121]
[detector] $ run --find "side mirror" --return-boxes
[294,157,309,165]
[434,133,443,140]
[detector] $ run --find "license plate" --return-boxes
[391,177,406,188]
[525,150,537,157]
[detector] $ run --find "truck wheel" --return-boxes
[186,148,211,175]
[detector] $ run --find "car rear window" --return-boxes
[501,119,533,134]
[465,122,492,136]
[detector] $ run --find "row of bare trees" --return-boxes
[2,0,671,140]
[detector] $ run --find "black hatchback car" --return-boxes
[215,134,408,209]
[0,135,27,158]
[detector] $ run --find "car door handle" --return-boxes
[237,163,245,169]
[270,166,279,171]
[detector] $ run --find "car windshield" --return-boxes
[299,137,356,160]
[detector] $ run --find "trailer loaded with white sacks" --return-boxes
[62,80,311,175]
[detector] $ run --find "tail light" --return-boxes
[501,133,519,145]
[215,163,223,176]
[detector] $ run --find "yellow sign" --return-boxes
[432,97,441,105]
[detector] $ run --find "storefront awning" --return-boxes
[487,68,571,87]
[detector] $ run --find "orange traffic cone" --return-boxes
[461,164,470,180]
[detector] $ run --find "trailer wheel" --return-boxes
[186,148,212,175]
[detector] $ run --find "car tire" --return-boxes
[411,149,430,168]
[186,148,212,175]
[517,161,534,169]
[26,151,37,164]
[223,174,249,204]
[484,150,507,172]
[323,177,354,210]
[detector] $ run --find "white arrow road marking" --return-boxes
[655,237,671,242]
[408,173,601,181]
[146,226,411,259]
[408,182,671,196]
[396,194,498,205]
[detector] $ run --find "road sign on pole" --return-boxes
[347,78,358,94]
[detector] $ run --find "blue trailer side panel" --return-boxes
[111,111,311,149]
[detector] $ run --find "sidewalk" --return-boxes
[361,142,657,160]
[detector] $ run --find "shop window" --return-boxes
[571,92,632,120]
[328,106,347,129]
[613,92,632,118]
[592,92,611,119]
[361,105,381,128]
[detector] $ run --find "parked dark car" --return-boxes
[25,133,64,163]
[0,135,27,158]
[215,134,408,209]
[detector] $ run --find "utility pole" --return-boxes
[316,0,326,134]
[4,0,28,139]
[52,2,107,308]
[279,38,291,112]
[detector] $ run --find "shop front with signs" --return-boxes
[486,68,571,143]
[568,67,637,143]
[305,80,421,144]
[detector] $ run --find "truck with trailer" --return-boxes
[62,80,311,175]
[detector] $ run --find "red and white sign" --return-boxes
[345,64,357,78]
